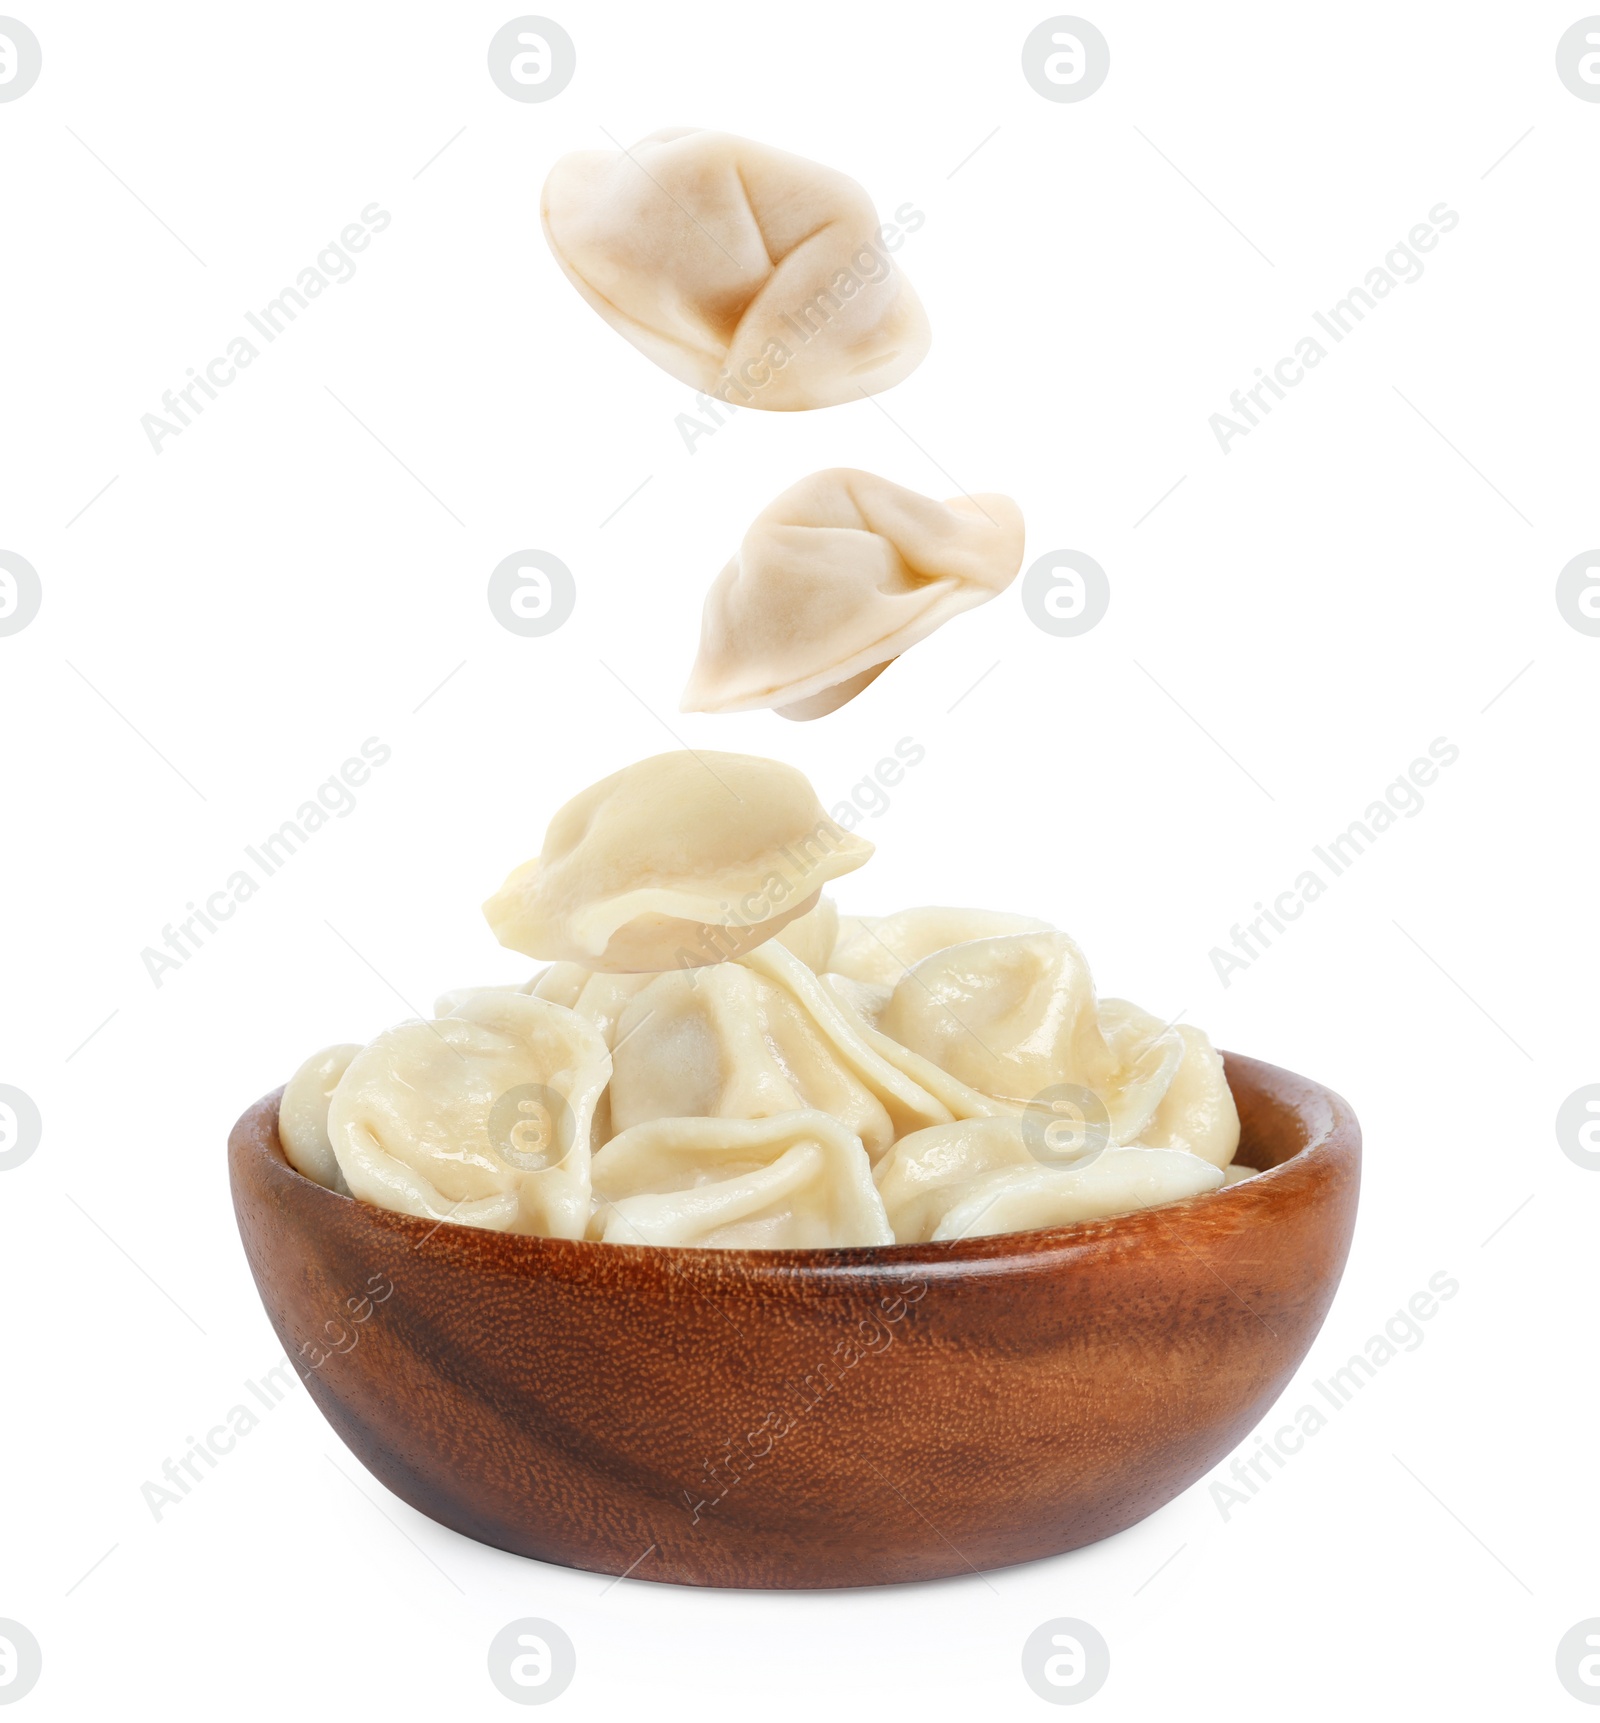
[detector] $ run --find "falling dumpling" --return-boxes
[1100,999,1241,1168]
[541,130,930,411]
[591,1111,893,1248]
[829,906,1054,987]
[279,1043,361,1192]
[327,993,611,1238]
[682,471,1026,720]
[483,751,872,972]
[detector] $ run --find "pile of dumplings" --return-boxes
[278,752,1254,1252]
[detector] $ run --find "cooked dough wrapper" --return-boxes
[327,993,611,1238]
[933,1153,1224,1241]
[829,905,1053,987]
[610,941,949,1159]
[739,941,955,1146]
[1100,999,1241,1168]
[483,751,872,973]
[541,130,930,411]
[279,1043,361,1192]
[823,972,893,1028]
[876,931,1116,1104]
[682,471,1025,720]
[591,1111,893,1248]
[874,1117,1223,1243]
[873,933,1200,1143]
[772,894,840,971]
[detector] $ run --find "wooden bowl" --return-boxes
[229,1051,1358,1589]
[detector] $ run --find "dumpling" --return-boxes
[829,906,1054,987]
[433,976,546,1018]
[823,972,893,1029]
[742,941,963,1142]
[572,971,655,1049]
[876,931,1115,1104]
[609,941,950,1159]
[872,1117,1034,1244]
[772,894,839,972]
[874,1117,1223,1244]
[1100,999,1241,1168]
[483,751,872,972]
[816,971,1009,1122]
[590,1111,893,1248]
[934,1153,1223,1241]
[873,932,1194,1144]
[572,968,657,1149]
[327,993,610,1238]
[541,130,930,411]
[279,1043,361,1192]
[527,963,589,1008]
[681,471,1026,720]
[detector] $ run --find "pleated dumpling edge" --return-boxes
[682,469,1026,721]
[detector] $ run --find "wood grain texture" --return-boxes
[229,1050,1359,1589]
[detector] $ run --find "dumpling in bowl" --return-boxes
[876,931,1116,1104]
[681,471,1026,721]
[279,1043,361,1192]
[829,906,1053,987]
[872,931,1190,1144]
[327,993,611,1238]
[591,1111,893,1248]
[610,941,951,1159]
[875,1117,1223,1244]
[772,894,840,972]
[482,750,872,972]
[541,129,930,411]
[1100,999,1240,1168]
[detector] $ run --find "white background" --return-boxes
[2,1,1596,1716]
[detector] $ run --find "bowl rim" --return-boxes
[233,1049,1359,1278]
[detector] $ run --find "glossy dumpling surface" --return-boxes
[773,894,840,972]
[279,1043,361,1192]
[874,1117,1223,1243]
[483,750,872,972]
[591,1111,893,1248]
[327,993,610,1238]
[1100,999,1241,1168]
[829,906,1053,987]
[609,941,950,1158]
[681,471,1025,720]
[876,931,1115,1104]
[542,130,930,411]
